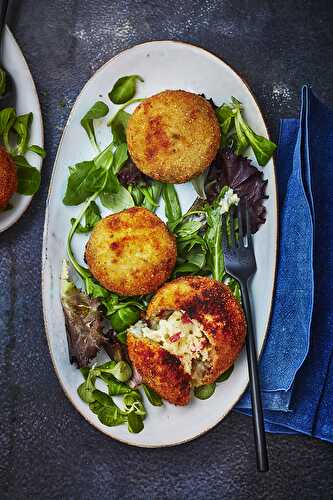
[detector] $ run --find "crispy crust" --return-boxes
[127,333,191,405]
[0,147,17,209]
[146,276,246,385]
[126,90,221,184]
[85,207,177,296]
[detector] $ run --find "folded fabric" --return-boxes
[235,86,333,444]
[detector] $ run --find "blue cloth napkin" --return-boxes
[235,86,333,444]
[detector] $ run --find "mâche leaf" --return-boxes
[162,184,182,227]
[127,411,144,433]
[194,383,216,400]
[216,364,234,383]
[98,406,126,426]
[0,67,6,95]
[13,113,33,155]
[109,75,144,104]
[142,384,163,406]
[215,104,234,135]
[110,109,131,145]
[100,184,134,212]
[71,200,101,233]
[141,181,163,212]
[28,144,46,158]
[112,143,128,174]
[0,107,16,151]
[80,101,109,152]
[16,166,41,195]
[63,161,106,205]
[110,306,141,332]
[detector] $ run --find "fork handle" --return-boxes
[240,281,269,472]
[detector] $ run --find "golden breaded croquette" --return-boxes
[0,146,17,209]
[127,334,191,406]
[127,276,246,405]
[85,207,177,296]
[126,90,221,184]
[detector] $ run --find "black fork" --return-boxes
[222,201,269,472]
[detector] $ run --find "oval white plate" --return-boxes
[0,26,44,233]
[42,41,277,447]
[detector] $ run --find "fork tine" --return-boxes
[245,198,253,247]
[229,205,236,248]
[237,201,244,246]
[221,213,228,250]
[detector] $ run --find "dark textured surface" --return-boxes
[1,0,333,498]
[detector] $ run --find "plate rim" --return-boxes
[42,40,278,448]
[0,25,44,234]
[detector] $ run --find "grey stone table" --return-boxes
[1,0,333,498]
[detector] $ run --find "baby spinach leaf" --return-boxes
[16,166,41,195]
[127,411,144,433]
[80,101,109,152]
[162,184,182,226]
[194,383,216,400]
[98,406,126,426]
[71,200,101,233]
[110,109,130,145]
[13,113,32,155]
[142,384,163,406]
[100,184,134,212]
[28,144,47,158]
[109,75,144,104]
[63,161,105,205]
[112,143,128,174]
[216,364,234,383]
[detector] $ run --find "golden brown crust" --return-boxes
[127,333,191,405]
[147,276,246,385]
[126,90,221,184]
[85,207,177,296]
[0,147,17,209]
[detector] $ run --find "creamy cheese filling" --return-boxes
[128,310,211,375]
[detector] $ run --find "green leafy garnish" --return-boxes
[63,160,106,206]
[127,411,144,433]
[215,97,276,166]
[194,383,216,400]
[109,75,144,104]
[162,184,182,228]
[71,200,101,233]
[110,306,141,332]
[0,107,16,151]
[142,384,163,406]
[16,166,41,195]
[98,406,126,426]
[28,144,47,158]
[80,101,109,152]
[216,365,234,383]
[100,184,134,212]
[13,113,33,155]
[0,67,6,96]
[110,109,130,145]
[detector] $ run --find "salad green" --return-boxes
[61,74,277,432]
[0,106,45,199]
